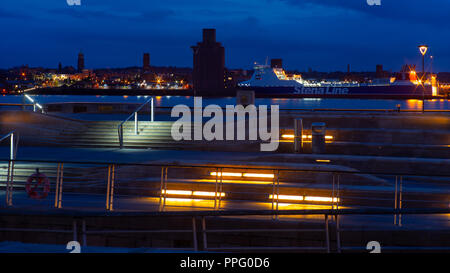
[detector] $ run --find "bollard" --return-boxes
[236,90,255,106]
[151,97,154,122]
[134,112,138,135]
[22,95,26,111]
[294,119,303,153]
[312,122,326,154]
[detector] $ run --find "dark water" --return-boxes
[1,95,449,110]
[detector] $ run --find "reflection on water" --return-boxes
[406,99,423,109]
[0,95,449,110]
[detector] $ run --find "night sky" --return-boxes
[1,0,449,72]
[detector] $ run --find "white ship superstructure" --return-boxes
[238,62,437,97]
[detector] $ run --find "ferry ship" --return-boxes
[238,64,438,98]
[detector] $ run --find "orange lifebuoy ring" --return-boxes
[26,172,50,199]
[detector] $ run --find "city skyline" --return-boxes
[1,0,449,72]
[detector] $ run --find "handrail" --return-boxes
[146,106,450,113]
[1,208,448,253]
[23,94,45,113]
[0,103,34,107]
[0,131,19,160]
[1,158,449,178]
[0,131,19,207]
[0,158,448,234]
[0,207,448,218]
[118,97,154,148]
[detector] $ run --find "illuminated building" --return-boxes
[77,51,85,72]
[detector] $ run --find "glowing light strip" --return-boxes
[162,190,225,198]
[162,190,192,195]
[281,134,334,140]
[316,159,331,163]
[197,179,273,185]
[163,198,203,202]
[269,194,304,201]
[210,172,274,179]
[269,194,340,203]
[193,191,225,197]
[304,196,340,202]
[210,172,242,177]
[243,173,274,178]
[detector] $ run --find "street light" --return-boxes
[418,45,428,75]
[418,45,429,113]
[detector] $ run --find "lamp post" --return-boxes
[419,45,428,75]
[430,55,433,75]
[418,45,428,113]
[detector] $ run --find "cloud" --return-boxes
[47,6,174,21]
[0,8,32,19]
[279,0,450,28]
[2,0,450,70]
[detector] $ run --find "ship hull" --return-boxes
[241,85,435,98]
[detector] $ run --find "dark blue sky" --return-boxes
[1,0,449,72]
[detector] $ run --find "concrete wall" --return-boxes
[45,102,144,114]
[279,111,450,130]
[0,111,86,146]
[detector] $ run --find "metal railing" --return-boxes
[0,131,19,161]
[151,106,450,113]
[118,97,154,149]
[1,158,448,213]
[0,103,33,108]
[0,158,449,252]
[0,131,19,206]
[0,208,448,253]
[23,94,45,113]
